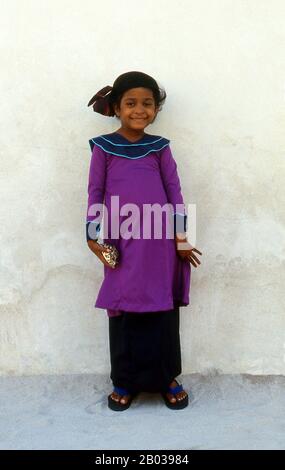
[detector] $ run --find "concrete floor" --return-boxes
[0,373,285,450]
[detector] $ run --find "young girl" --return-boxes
[86,71,202,411]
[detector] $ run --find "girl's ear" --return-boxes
[113,103,120,117]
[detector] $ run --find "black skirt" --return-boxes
[108,306,181,394]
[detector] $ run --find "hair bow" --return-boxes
[87,85,114,116]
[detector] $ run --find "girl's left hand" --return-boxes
[175,234,203,268]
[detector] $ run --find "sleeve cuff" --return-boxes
[173,213,187,235]
[86,221,100,242]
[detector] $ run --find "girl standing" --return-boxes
[86,71,202,411]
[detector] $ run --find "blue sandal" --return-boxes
[162,380,189,410]
[108,386,136,411]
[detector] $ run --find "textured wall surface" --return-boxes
[0,0,284,376]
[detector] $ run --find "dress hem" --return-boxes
[94,298,190,314]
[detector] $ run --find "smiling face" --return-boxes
[113,87,159,132]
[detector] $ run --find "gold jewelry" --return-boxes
[101,242,119,269]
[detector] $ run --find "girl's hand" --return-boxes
[87,240,116,268]
[175,234,203,268]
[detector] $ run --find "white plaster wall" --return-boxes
[0,0,284,376]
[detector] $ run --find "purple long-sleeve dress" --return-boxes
[86,132,191,317]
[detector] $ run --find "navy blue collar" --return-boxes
[89,132,170,159]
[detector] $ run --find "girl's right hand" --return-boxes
[87,240,114,268]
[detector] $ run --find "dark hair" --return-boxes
[108,71,167,121]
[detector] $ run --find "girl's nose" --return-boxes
[133,104,146,113]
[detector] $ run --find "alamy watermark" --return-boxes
[87,196,197,248]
